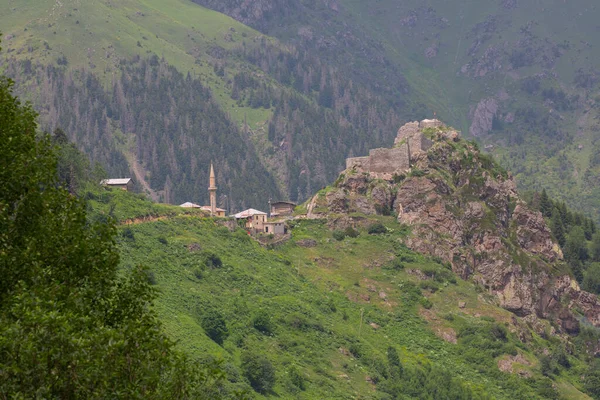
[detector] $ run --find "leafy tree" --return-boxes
[241,352,276,394]
[201,309,229,345]
[0,68,225,398]
[252,309,274,335]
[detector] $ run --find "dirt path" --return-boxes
[306,194,319,219]
[120,215,169,225]
[124,151,161,202]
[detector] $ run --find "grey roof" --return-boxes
[101,178,132,185]
[234,208,267,218]
[180,202,202,208]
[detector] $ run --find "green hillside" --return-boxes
[2,0,267,124]
[87,187,597,399]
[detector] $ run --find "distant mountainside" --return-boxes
[1,0,415,210]
[3,0,599,220]
[191,0,600,223]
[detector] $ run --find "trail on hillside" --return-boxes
[124,151,161,202]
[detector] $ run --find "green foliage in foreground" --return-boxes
[0,74,235,398]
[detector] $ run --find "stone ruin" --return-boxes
[345,119,446,178]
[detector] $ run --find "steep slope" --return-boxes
[315,119,600,335]
[86,183,600,399]
[1,0,411,207]
[190,0,600,223]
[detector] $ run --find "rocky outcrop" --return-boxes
[330,121,600,333]
[469,97,498,137]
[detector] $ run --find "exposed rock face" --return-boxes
[331,121,600,333]
[469,97,498,137]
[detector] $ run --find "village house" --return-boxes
[269,200,296,217]
[263,221,286,235]
[200,206,226,217]
[234,208,268,232]
[101,178,134,191]
[179,202,201,208]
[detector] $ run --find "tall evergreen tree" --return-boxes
[539,189,553,217]
[551,207,566,247]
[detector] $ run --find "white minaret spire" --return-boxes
[209,162,217,216]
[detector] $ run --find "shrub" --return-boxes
[349,342,363,358]
[241,352,276,393]
[200,309,228,345]
[344,227,360,238]
[420,297,433,309]
[158,236,168,245]
[252,310,274,335]
[193,268,203,280]
[121,227,135,240]
[332,230,346,241]
[201,250,223,269]
[288,366,306,391]
[145,270,157,285]
[368,223,387,235]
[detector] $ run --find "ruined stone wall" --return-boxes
[345,119,445,177]
[368,145,410,174]
[346,156,370,170]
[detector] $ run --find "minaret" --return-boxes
[208,163,217,216]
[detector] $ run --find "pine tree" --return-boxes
[551,207,566,247]
[539,189,552,217]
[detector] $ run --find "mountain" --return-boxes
[191,0,600,223]
[0,0,416,209]
[315,119,600,334]
[86,121,600,398]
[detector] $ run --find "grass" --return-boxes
[1,0,272,127]
[93,189,592,398]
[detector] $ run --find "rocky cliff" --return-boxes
[314,121,600,334]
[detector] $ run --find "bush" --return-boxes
[201,250,223,269]
[420,297,433,309]
[252,309,274,335]
[349,342,363,358]
[145,270,157,285]
[193,268,203,280]
[241,352,276,393]
[288,366,306,391]
[121,227,135,240]
[344,227,360,238]
[200,309,228,345]
[158,236,168,245]
[332,230,346,241]
[368,223,387,235]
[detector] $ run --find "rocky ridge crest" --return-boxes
[315,120,600,334]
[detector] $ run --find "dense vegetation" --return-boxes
[0,66,235,398]
[531,189,600,294]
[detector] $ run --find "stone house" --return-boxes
[269,201,296,217]
[263,221,286,235]
[234,208,268,232]
[101,178,134,191]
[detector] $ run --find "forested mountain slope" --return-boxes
[191,0,600,223]
[1,0,415,209]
